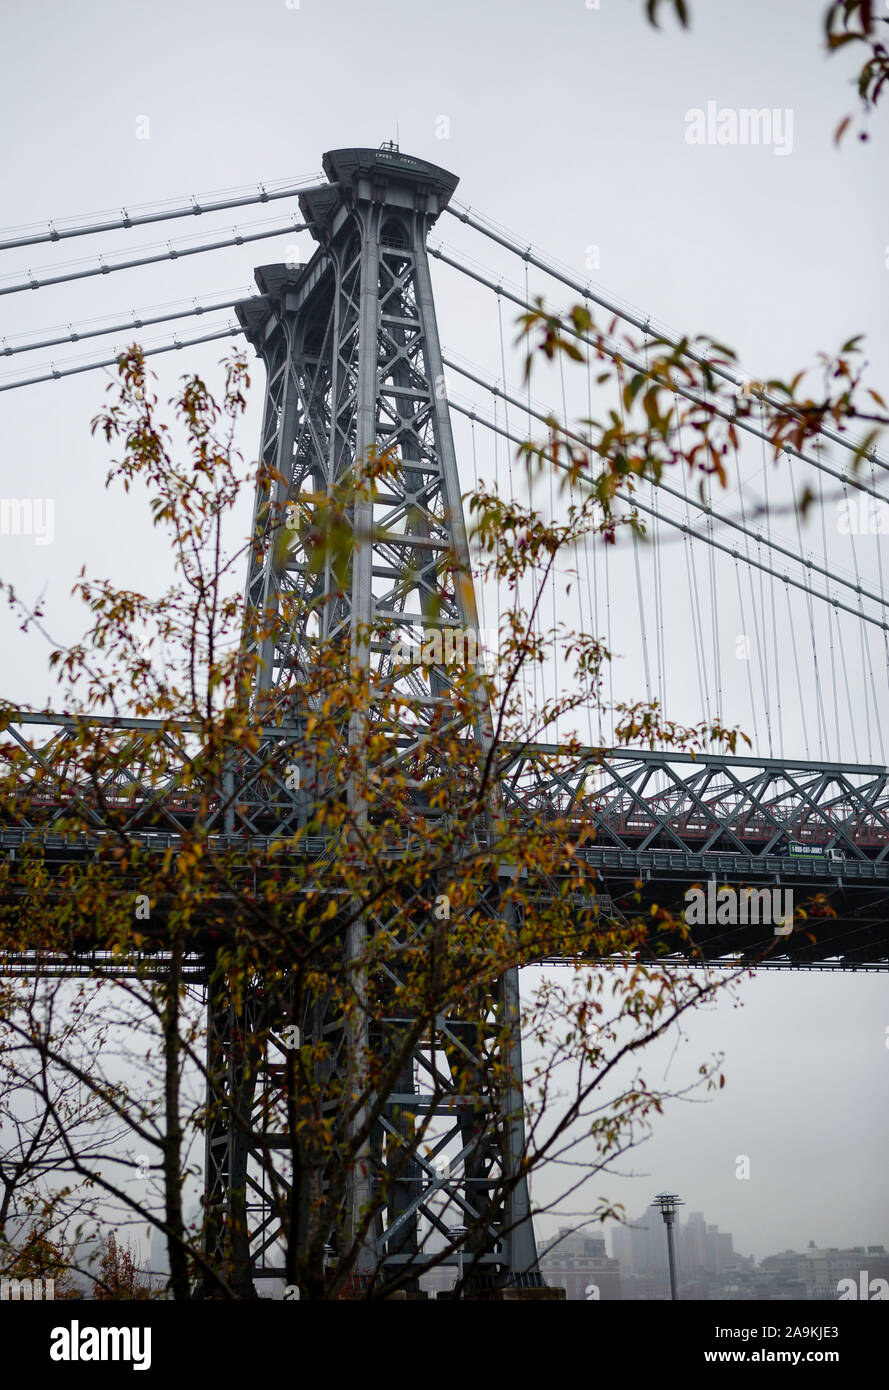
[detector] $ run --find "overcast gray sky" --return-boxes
[0,0,886,1266]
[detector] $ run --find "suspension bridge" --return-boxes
[1,145,887,1294]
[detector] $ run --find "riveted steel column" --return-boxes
[344,199,382,1273]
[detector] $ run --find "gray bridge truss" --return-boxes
[2,147,887,1300]
[3,713,887,969]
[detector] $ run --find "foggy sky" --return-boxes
[0,0,886,1265]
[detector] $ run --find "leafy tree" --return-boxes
[0,3,886,1302]
[3,1231,80,1299]
[92,1231,152,1300]
[0,349,747,1299]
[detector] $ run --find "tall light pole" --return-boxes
[449,1225,468,1298]
[653,1192,684,1300]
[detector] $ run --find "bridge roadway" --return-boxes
[1,715,887,970]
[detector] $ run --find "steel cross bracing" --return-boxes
[2,713,888,958]
[238,153,482,734]
[2,734,889,1284]
[3,148,889,1299]
[210,146,538,1295]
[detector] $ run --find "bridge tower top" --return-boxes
[296,146,459,242]
[236,140,482,728]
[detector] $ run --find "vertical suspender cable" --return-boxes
[869,456,889,761]
[730,439,761,748]
[734,553,761,750]
[836,606,860,762]
[760,406,783,754]
[497,287,526,726]
[522,264,541,727]
[497,290,513,496]
[582,333,598,744]
[632,526,653,706]
[736,456,772,754]
[784,579,811,759]
[840,476,876,762]
[493,392,502,674]
[552,348,567,742]
[705,475,723,736]
[653,464,667,726]
[791,466,828,759]
[826,484,859,761]
[754,494,771,749]
[817,460,842,757]
[637,334,655,716]
[700,357,722,750]
[675,405,711,729]
[559,347,591,745]
[471,415,489,648]
[620,350,652,708]
[605,502,614,744]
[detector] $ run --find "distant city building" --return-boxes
[681,1211,736,1276]
[610,1203,741,1298]
[610,1203,669,1281]
[760,1243,889,1300]
[609,1210,889,1300]
[538,1228,621,1300]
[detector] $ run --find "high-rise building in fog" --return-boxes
[610,1202,670,1277]
[610,1204,738,1296]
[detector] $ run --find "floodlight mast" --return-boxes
[653,1192,685,1300]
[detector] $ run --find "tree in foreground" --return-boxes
[0,4,886,1299]
[0,345,750,1299]
[92,1232,152,1301]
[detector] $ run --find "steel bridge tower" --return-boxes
[203,146,542,1296]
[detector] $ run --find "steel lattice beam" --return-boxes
[3,716,888,863]
[3,148,889,1301]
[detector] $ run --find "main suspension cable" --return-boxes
[1,290,257,357]
[431,246,889,508]
[440,353,889,614]
[0,173,325,251]
[445,394,889,633]
[0,219,306,297]
[0,324,243,392]
[444,201,889,475]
